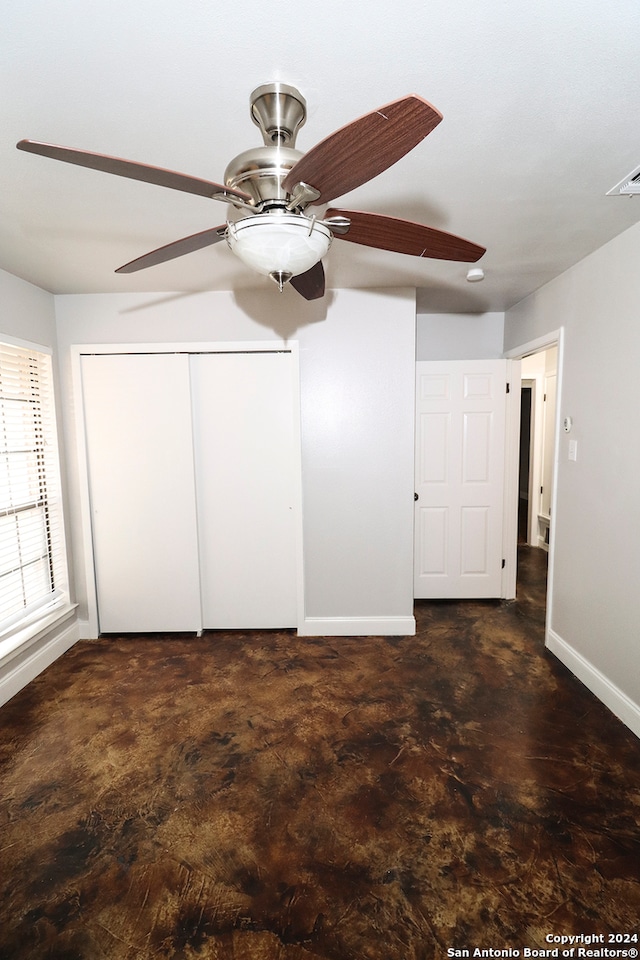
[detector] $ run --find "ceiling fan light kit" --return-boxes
[16,82,485,300]
[226,213,333,288]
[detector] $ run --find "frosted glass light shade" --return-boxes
[226,213,332,278]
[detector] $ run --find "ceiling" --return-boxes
[2,0,639,313]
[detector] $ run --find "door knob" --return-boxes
[414,492,419,501]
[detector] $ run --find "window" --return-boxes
[0,340,68,638]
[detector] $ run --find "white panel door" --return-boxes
[414,360,507,599]
[190,352,298,629]
[82,353,202,633]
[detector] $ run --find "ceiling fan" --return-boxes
[16,83,485,300]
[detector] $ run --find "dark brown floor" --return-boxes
[1,547,639,959]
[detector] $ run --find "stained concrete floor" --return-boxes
[1,547,639,959]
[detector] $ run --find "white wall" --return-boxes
[0,268,56,346]
[54,286,417,637]
[417,311,504,360]
[504,219,640,737]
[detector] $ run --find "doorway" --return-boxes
[506,330,563,637]
[518,383,532,543]
[518,345,558,551]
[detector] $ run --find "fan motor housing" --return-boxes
[224,145,303,207]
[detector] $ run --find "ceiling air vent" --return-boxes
[606,164,640,196]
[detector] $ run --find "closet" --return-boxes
[81,349,299,634]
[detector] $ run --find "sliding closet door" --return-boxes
[82,353,201,633]
[190,352,298,628]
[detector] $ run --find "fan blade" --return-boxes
[115,226,227,274]
[16,140,252,204]
[282,95,442,205]
[326,208,485,262]
[289,261,325,300]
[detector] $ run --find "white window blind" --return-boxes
[0,341,68,637]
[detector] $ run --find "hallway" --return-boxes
[1,547,638,959]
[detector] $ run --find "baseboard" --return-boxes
[0,612,80,707]
[78,618,98,640]
[547,628,640,740]
[298,616,416,637]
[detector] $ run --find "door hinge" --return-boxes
[544,393,547,401]
[540,485,544,495]
[501,558,506,569]
[506,382,510,393]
